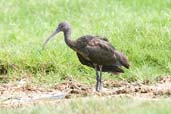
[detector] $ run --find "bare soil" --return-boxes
[0,76,171,107]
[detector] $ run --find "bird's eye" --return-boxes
[60,25,64,29]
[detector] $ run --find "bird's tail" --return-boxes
[114,50,130,69]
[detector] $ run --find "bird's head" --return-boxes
[42,21,71,49]
[57,21,71,32]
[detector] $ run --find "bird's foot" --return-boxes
[95,85,103,92]
[94,85,109,93]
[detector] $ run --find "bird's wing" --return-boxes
[95,36,109,42]
[76,36,129,69]
[76,53,124,73]
[88,37,115,52]
[83,38,116,65]
[85,38,129,68]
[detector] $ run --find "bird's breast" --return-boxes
[75,49,91,61]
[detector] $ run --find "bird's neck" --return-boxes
[64,29,76,49]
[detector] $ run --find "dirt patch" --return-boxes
[0,76,171,107]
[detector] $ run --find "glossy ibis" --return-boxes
[43,21,130,92]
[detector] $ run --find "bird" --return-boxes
[43,21,130,92]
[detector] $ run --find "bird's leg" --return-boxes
[95,65,100,92]
[99,65,103,90]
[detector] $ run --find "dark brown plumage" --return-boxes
[43,21,130,92]
[77,53,124,73]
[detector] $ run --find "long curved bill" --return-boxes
[42,29,60,50]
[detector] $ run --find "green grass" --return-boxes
[0,0,171,84]
[1,97,171,114]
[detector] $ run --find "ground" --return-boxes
[1,76,171,108]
